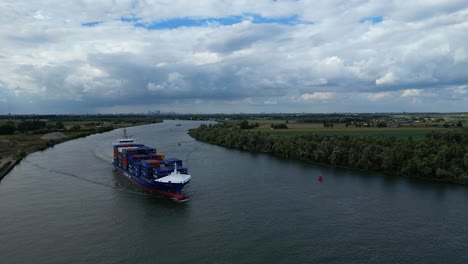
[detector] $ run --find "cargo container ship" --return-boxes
[112,129,191,200]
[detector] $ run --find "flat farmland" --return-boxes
[254,124,452,139]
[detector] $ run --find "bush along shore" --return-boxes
[188,123,468,184]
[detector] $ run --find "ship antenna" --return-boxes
[174,162,177,173]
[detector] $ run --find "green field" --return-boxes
[260,127,455,139]
[267,130,425,138]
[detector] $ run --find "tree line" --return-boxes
[0,120,114,135]
[0,121,48,134]
[188,123,468,184]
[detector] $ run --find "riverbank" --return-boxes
[188,123,468,184]
[0,131,99,181]
[0,121,160,182]
[0,133,76,181]
[0,157,18,181]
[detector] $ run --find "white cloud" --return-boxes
[376,72,397,85]
[367,92,391,101]
[155,63,167,67]
[186,52,222,65]
[0,1,468,113]
[147,72,188,94]
[301,92,335,101]
[401,89,422,97]
[323,56,344,71]
[453,85,467,94]
[32,10,49,20]
[147,82,162,92]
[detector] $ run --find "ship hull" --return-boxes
[113,162,188,200]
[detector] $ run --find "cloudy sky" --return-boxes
[1,0,467,114]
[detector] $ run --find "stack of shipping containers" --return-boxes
[113,144,188,179]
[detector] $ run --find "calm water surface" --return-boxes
[1,120,467,263]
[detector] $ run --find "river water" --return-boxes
[1,120,467,264]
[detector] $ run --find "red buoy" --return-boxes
[318,175,323,182]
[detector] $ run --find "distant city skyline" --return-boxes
[1,1,467,114]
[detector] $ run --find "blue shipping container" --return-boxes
[161,158,182,167]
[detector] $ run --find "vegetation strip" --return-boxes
[0,116,162,181]
[189,123,468,184]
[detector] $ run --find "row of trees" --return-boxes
[0,120,115,135]
[189,123,468,183]
[0,121,66,135]
[271,124,288,129]
[239,120,259,129]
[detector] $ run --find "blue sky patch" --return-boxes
[130,14,307,30]
[359,16,383,24]
[120,17,140,23]
[250,14,303,25]
[81,21,103,27]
